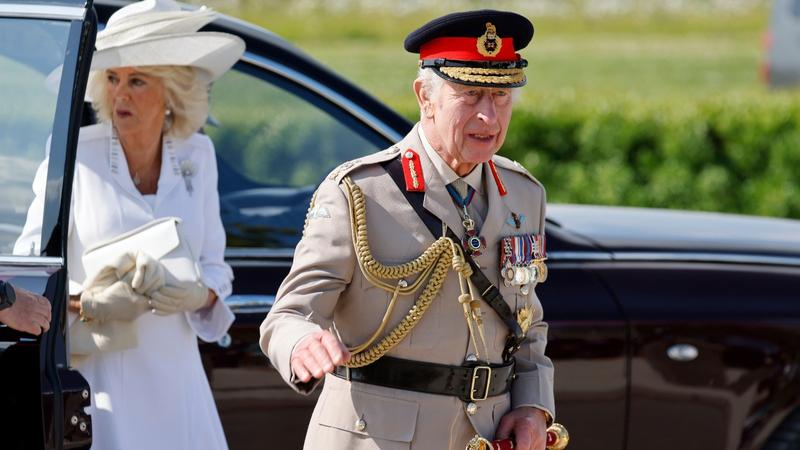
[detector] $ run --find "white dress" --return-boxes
[15,123,234,450]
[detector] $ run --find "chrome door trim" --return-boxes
[548,251,800,267]
[225,248,294,259]
[225,294,275,314]
[225,249,800,268]
[612,251,800,267]
[0,4,85,20]
[0,256,64,266]
[241,53,405,143]
[227,260,293,268]
[548,251,613,261]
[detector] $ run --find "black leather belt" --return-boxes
[333,356,515,402]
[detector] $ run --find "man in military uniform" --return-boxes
[261,10,554,450]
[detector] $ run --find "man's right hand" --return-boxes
[290,330,351,383]
[0,287,51,335]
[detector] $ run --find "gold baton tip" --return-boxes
[546,423,570,450]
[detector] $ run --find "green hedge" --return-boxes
[500,93,800,219]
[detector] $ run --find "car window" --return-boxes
[0,18,71,255]
[207,62,387,249]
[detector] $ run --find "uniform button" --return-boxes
[355,418,367,432]
[466,402,478,415]
[466,353,478,362]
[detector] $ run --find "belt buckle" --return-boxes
[342,366,351,381]
[470,365,492,401]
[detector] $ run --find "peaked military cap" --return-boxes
[404,10,534,88]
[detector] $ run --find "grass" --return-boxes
[187,2,800,218]
[187,2,775,116]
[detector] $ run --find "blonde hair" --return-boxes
[87,65,209,140]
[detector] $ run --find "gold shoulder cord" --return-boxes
[341,177,489,368]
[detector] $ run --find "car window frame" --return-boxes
[215,52,404,255]
[0,2,96,448]
[239,52,404,146]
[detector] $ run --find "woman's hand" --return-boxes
[130,252,166,295]
[80,281,150,322]
[148,280,210,315]
[68,295,81,314]
[205,289,218,309]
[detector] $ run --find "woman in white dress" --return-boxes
[14,1,245,448]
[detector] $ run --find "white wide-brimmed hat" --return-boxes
[90,0,245,82]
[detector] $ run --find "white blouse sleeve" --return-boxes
[13,156,49,257]
[13,144,81,295]
[185,136,235,342]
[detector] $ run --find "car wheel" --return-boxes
[764,409,800,450]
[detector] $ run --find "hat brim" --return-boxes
[434,66,526,88]
[91,31,245,82]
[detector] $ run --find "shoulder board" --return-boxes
[491,154,544,189]
[327,146,401,183]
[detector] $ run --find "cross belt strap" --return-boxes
[333,357,515,402]
[381,155,526,360]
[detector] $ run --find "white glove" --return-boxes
[130,251,166,295]
[149,280,209,315]
[80,280,150,322]
[86,252,137,289]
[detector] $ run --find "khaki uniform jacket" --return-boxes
[260,125,555,450]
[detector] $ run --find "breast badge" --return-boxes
[506,212,526,229]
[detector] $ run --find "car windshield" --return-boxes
[0,17,71,255]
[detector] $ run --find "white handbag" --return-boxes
[82,217,201,285]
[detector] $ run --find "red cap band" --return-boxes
[420,37,518,61]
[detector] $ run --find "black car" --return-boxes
[7,1,800,449]
[0,0,96,449]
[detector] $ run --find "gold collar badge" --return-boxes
[477,22,502,57]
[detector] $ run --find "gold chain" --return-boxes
[341,177,474,368]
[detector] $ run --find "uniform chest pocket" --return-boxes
[316,386,419,449]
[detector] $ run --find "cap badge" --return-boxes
[477,22,502,57]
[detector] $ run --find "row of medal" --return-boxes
[500,234,547,295]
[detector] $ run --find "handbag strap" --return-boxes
[381,155,525,359]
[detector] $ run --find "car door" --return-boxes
[0,1,96,448]
[602,260,800,450]
[537,224,629,450]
